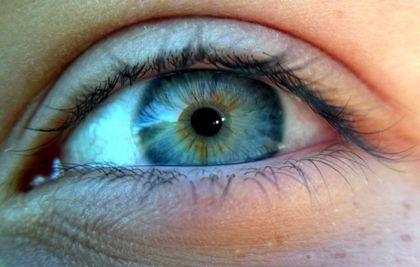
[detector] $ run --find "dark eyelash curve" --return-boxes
[30,44,382,158]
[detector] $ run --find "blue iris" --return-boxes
[135,70,284,165]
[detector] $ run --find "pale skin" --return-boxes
[0,1,419,266]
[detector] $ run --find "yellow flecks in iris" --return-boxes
[214,139,227,155]
[183,134,198,154]
[227,98,240,112]
[193,139,209,164]
[209,92,224,106]
[176,125,191,141]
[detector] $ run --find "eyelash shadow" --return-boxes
[20,45,400,192]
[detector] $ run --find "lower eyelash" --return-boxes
[29,143,373,202]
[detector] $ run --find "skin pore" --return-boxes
[0,1,419,266]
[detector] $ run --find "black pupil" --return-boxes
[190,107,223,137]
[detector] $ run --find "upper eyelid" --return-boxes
[23,18,390,161]
[27,48,297,137]
[24,18,381,146]
[37,48,299,132]
[19,16,368,126]
[34,17,354,110]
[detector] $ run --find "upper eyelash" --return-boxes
[28,45,384,158]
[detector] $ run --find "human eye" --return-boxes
[21,18,386,188]
[1,7,419,267]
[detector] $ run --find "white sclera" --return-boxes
[63,79,331,165]
[63,84,145,165]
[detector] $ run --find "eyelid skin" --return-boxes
[25,17,365,132]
